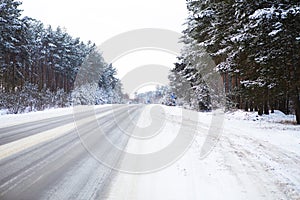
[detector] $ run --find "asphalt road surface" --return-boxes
[0,105,143,200]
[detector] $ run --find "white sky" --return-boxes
[20,0,188,95]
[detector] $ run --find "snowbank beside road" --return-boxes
[0,107,73,128]
[0,105,112,128]
[227,110,299,133]
[227,109,297,124]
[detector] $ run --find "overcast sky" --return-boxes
[21,0,187,45]
[20,0,188,95]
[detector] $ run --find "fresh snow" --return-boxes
[227,109,296,125]
[268,29,281,36]
[230,34,244,42]
[281,6,300,19]
[249,7,277,19]
[0,109,8,116]
[250,6,300,20]
[198,9,215,18]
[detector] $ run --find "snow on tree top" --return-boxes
[268,29,281,36]
[249,7,277,19]
[250,6,300,20]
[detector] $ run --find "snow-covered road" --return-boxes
[105,106,300,200]
[0,105,299,200]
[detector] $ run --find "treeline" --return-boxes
[0,0,123,114]
[133,86,169,104]
[170,0,300,124]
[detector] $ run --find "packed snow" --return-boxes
[104,106,300,200]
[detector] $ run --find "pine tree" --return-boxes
[0,0,125,113]
[173,0,300,123]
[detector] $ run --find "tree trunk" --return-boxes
[271,107,275,113]
[244,102,249,112]
[293,88,300,125]
[264,100,269,115]
[258,104,263,116]
[295,100,300,125]
[250,102,254,112]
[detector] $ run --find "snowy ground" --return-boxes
[0,105,299,199]
[105,106,300,200]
